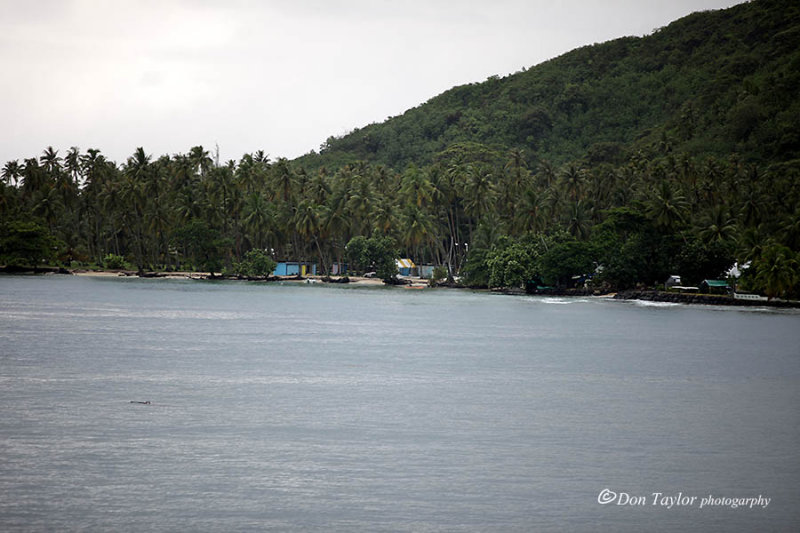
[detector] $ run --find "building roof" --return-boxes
[702,279,730,287]
[396,258,416,269]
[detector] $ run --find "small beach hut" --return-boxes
[273,261,317,277]
[396,258,417,276]
[418,265,436,279]
[700,279,730,294]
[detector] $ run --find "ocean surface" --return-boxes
[0,275,798,532]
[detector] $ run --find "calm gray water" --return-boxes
[0,275,798,532]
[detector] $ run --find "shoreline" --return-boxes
[611,289,800,309]
[72,268,415,287]
[3,267,798,308]
[0,265,385,285]
[495,286,800,309]
[69,269,390,286]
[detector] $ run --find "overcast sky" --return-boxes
[1,0,742,167]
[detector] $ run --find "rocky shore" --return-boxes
[613,290,800,309]
[0,265,72,275]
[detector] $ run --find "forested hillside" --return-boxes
[2,0,799,298]
[298,0,800,170]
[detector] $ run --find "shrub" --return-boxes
[102,253,126,270]
[431,265,448,281]
[236,249,277,278]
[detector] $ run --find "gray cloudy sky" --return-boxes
[1,0,741,166]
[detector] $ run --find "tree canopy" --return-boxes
[1,0,799,297]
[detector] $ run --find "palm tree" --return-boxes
[270,158,296,204]
[235,154,258,195]
[565,201,592,240]
[80,149,114,262]
[471,212,503,250]
[514,188,546,235]
[736,224,768,265]
[588,167,618,211]
[738,185,764,228]
[40,146,62,175]
[676,155,698,199]
[504,148,528,190]
[399,164,434,208]
[171,153,198,192]
[206,165,236,233]
[463,165,495,240]
[242,192,274,250]
[647,180,688,231]
[371,194,398,237]
[495,149,528,228]
[373,165,396,196]
[345,177,373,237]
[323,193,350,268]
[560,165,585,203]
[21,158,46,199]
[754,244,799,300]
[127,147,151,179]
[65,147,81,186]
[2,160,22,186]
[294,199,328,273]
[98,171,126,256]
[295,167,310,198]
[544,185,564,226]
[54,164,78,213]
[173,187,198,223]
[697,205,737,245]
[780,207,800,251]
[308,169,331,205]
[143,158,171,266]
[697,158,724,208]
[32,185,62,232]
[400,205,436,263]
[438,163,467,269]
[122,148,152,271]
[80,148,106,181]
[612,165,637,206]
[189,145,212,177]
[536,160,557,190]
[0,179,16,213]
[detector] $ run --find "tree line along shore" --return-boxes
[2,1,799,299]
[0,144,798,302]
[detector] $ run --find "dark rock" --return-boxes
[384,277,411,285]
[430,281,465,289]
[322,276,350,283]
[1,265,72,275]
[139,271,167,278]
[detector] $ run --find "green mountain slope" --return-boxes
[296,0,800,171]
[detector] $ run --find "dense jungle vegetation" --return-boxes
[1,0,799,297]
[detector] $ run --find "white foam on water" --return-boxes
[632,300,681,308]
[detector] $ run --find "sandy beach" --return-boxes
[69,269,399,286]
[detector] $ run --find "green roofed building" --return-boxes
[700,279,731,294]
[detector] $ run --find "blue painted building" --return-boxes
[273,262,317,276]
